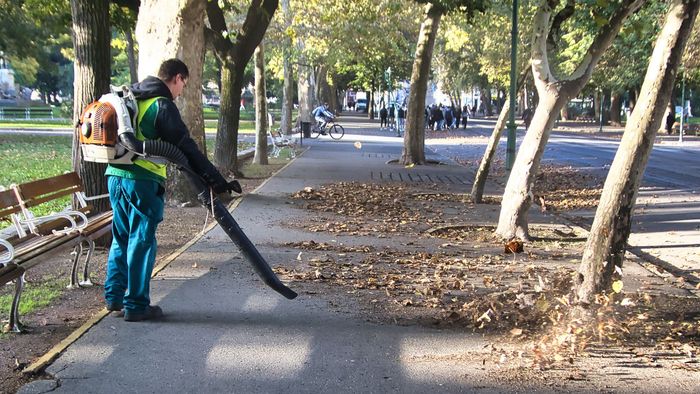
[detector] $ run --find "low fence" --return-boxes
[0,107,55,121]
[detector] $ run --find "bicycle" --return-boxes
[310,120,345,140]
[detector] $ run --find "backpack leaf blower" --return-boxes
[77,86,297,300]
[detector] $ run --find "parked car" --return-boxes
[356,98,368,112]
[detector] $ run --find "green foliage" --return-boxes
[0,277,64,320]
[414,0,489,17]
[590,1,667,95]
[0,0,72,97]
[434,1,530,98]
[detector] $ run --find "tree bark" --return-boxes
[610,92,622,126]
[297,63,312,125]
[575,0,699,305]
[494,0,645,241]
[401,3,442,166]
[472,68,530,203]
[480,88,493,116]
[217,66,243,173]
[280,0,293,134]
[124,25,138,84]
[70,0,111,227]
[136,0,207,203]
[253,42,269,165]
[369,83,375,119]
[316,66,331,105]
[206,0,279,175]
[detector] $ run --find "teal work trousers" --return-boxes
[104,176,164,313]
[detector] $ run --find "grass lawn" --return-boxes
[0,276,64,327]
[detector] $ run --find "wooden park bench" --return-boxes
[0,172,112,333]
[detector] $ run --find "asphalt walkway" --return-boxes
[17,113,699,393]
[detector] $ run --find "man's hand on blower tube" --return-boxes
[213,179,242,195]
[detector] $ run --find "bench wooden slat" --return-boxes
[0,189,21,218]
[15,172,83,209]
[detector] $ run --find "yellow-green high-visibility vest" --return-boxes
[132,97,167,179]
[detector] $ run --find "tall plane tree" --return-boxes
[253,41,269,165]
[402,0,487,165]
[494,0,646,241]
[576,0,699,305]
[206,0,279,175]
[280,0,294,134]
[135,0,208,202]
[70,0,111,215]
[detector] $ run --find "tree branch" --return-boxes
[111,0,139,13]
[205,0,279,72]
[565,0,645,85]
[547,0,575,49]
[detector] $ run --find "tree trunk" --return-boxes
[471,98,511,203]
[560,100,569,120]
[253,42,268,165]
[494,0,644,241]
[369,84,375,120]
[401,4,442,165]
[215,65,243,174]
[480,88,493,116]
[472,68,530,203]
[124,25,138,84]
[610,92,622,126]
[575,0,699,305]
[206,0,279,174]
[317,66,331,105]
[69,0,111,231]
[280,0,293,134]
[136,0,207,203]
[297,63,313,124]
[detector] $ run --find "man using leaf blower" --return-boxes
[104,58,241,322]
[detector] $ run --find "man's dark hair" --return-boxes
[157,58,189,82]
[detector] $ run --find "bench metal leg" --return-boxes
[80,238,94,287]
[68,243,82,289]
[68,239,94,289]
[4,273,26,333]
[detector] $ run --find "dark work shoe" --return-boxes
[124,305,164,322]
[106,302,124,317]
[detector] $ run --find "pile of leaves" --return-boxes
[289,183,469,235]
[534,166,604,211]
[283,181,700,370]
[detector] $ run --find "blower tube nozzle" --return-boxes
[119,138,297,299]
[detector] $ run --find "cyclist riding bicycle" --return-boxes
[312,103,335,134]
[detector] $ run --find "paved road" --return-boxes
[426,118,700,285]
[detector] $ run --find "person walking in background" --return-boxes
[522,107,534,131]
[462,104,469,128]
[379,105,388,128]
[443,105,453,130]
[388,104,396,129]
[398,105,406,135]
[454,105,462,129]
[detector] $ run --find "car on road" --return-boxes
[356,98,368,112]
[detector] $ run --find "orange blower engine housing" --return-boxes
[77,100,134,164]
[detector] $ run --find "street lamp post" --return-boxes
[506,0,519,171]
[598,89,605,133]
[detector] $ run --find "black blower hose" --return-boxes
[120,135,298,299]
